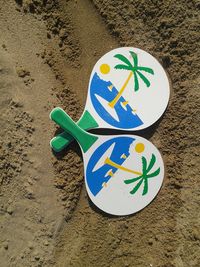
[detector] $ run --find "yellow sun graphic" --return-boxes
[135,143,145,153]
[100,64,110,74]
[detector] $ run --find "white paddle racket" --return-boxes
[50,47,170,152]
[50,107,164,216]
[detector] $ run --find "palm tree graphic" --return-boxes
[124,154,160,195]
[105,154,160,195]
[109,51,154,108]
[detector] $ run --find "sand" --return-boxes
[0,0,199,266]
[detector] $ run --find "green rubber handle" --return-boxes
[50,110,99,152]
[50,107,98,153]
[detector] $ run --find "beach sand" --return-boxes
[0,0,199,266]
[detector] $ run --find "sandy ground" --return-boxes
[0,0,199,266]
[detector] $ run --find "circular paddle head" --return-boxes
[85,47,170,130]
[84,134,164,216]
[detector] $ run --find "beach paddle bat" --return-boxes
[50,47,170,152]
[50,107,164,216]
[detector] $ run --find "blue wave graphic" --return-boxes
[90,73,143,129]
[86,136,135,196]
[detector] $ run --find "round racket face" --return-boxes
[86,47,170,130]
[84,135,164,216]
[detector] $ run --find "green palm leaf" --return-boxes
[142,178,148,195]
[142,156,147,174]
[133,72,139,91]
[114,54,133,68]
[146,154,156,173]
[130,179,143,194]
[129,51,138,67]
[135,66,154,74]
[115,64,133,70]
[137,71,151,87]
[124,175,143,184]
[147,167,160,178]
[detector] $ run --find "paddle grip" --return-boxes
[50,110,99,152]
[50,107,98,153]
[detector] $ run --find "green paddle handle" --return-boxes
[50,107,98,153]
[50,110,99,152]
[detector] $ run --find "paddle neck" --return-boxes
[78,110,99,129]
[50,107,98,153]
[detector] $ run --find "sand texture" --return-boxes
[0,0,199,266]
